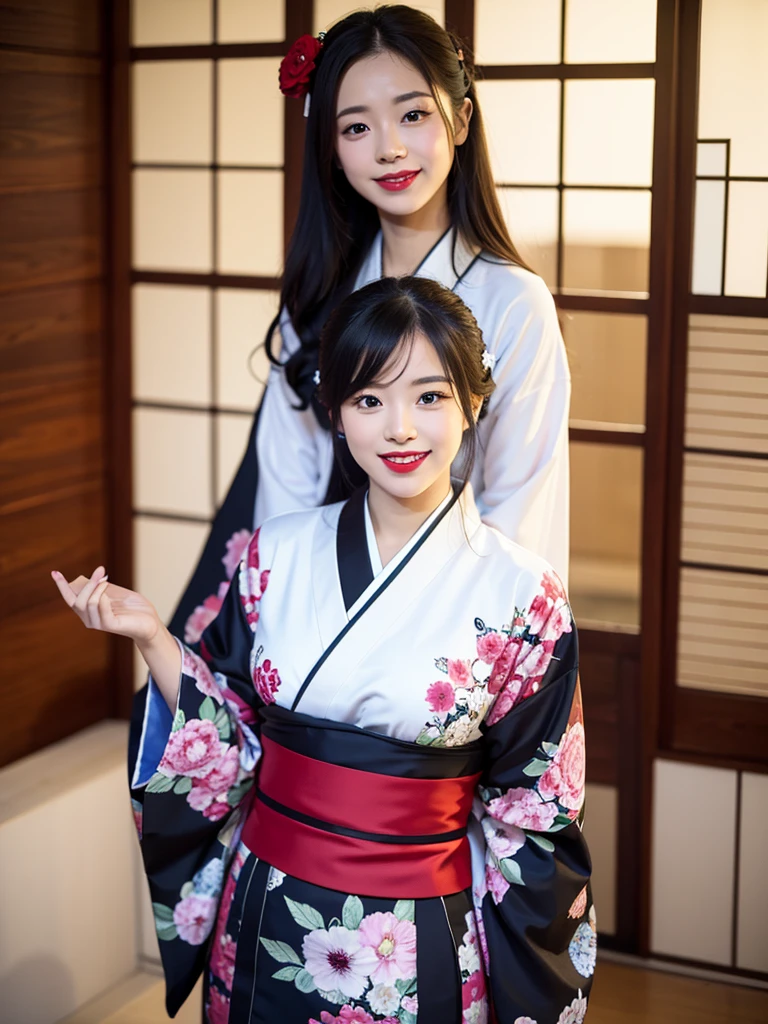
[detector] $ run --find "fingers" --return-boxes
[86,578,111,629]
[52,567,107,626]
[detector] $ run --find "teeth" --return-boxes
[386,454,424,463]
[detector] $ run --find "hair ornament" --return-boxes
[279,32,325,102]
[481,347,496,373]
[313,369,321,386]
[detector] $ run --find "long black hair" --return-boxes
[269,4,530,413]
[318,276,496,499]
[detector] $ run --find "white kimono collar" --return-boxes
[354,228,481,292]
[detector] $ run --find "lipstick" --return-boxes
[378,450,430,474]
[374,170,421,192]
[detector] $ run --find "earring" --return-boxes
[337,431,346,440]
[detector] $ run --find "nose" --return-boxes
[384,403,417,444]
[376,122,407,164]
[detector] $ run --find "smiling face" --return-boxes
[334,50,471,222]
[339,331,472,508]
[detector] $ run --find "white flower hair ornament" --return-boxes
[313,369,321,386]
[481,347,496,374]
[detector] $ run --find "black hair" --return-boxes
[318,276,495,499]
[268,4,530,416]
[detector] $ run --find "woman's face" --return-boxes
[334,50,471,222]
[339,332,471,507]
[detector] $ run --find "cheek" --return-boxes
[336,139,367,179]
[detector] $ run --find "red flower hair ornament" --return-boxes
[279,32,325,106]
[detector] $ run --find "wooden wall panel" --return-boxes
[0,0,110,768]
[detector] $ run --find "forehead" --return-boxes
[374,331,446,385]
[337,50,430,107]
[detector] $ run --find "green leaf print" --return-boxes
[156,923,178,942]
[500,858,525,886]
[214,707,231,740]
[294,969,317,993]
[342,895,364,930]
[395,976,418,996]
[173,776,193,795]
[227,778,254,806]
[394,899,415,923]
[284,896,325,931]
[146,772,176,794]
[180,881,194,899]
[153,902,174,923]
[400,1011,418,1024]
[153,902,178,941]
[541,741,560,756]
[553,813,574,830]
[522,758,551,777]
[272,965,302,981]
[172,709,186,732]
[528,834,555,852]
[199,696,217,721]
[260,938,303,965]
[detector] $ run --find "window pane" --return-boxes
[691,179,725,295]
[134,517,209,626]
[475,0,561,65]
[218,59,283,167]
[133,169,212,271]
[699,0,768,176]
[564,79,655,187]
[217,170,283,275]
[133,408,212,517]
[133,61,212,165]
[218,0,284,42]
[315,0,443,34]
[132,0,211,45]
[216,289,279,409]
[133,285,211,405]
[216,412,253,504]
[497,187,559,289]
[562,189,651,295]
[697,141,727,177]
[564,312,647,426]
[477,80,560,185]
[565,0,656,63]
[569,442,643,629]
[724,182,768,298]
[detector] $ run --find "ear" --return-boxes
[454,97,473,147]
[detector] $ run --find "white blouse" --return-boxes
[254,230,571,585]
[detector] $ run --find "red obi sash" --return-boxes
[242,734,482,898]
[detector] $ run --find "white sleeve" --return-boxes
[474,276,571,587]
[254,310,332,526]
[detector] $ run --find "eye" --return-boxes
[403,108,430,123]
[418,391,448,405]
[342,122,368,136]
[355,394,381,409]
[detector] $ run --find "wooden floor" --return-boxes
[63,961,768,1023]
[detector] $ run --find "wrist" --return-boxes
[136,620,171,656]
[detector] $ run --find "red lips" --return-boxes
[374,170,421,192]
[377,450,430,474]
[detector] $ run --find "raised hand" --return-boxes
[52,566,161,644]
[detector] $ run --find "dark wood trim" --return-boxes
[689,294,768,316]
[134,509,212,525]
[653,747,768,776]
[477,62,656,80]
[668,688,768,766]
[132,162,284,172]
[569,424,645,447]
[685,446,768,461]
[283,0,313,257]
[646,950,768,985]
[554,293,649,314]
[580,627,641,658]
[680,560,768,578]
[134,399,253,416]
[105,0,134,719]
[131,42,287,61]
[444,0,475,46]
[131,270,281,290]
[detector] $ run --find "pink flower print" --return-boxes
[184,581,230,644]
[206,987,230,1024]
[338,1007,375,1023]
[222,528,252,579]
[426,679,455,713]
[447,659,473,687]
[515,1019,538,1024]
[485,861,510,904]
[182,647,221,702]
[473,908,490,973]
[538,724,585,812]
[187,746,239,816]
[488,637,525,695]
[210,932,237,988]
[568,886,588,920]
[253,658,281,705]
[487,788,559,832]
[302,926,378,999]
[462,970,487,1009]
[482,818,526,861]
[401,995,419,1014]
[357,910,417,984]
[476,630,507,664]
[158,719,227,779]
[173,893,217,945]
[542,569,566,603]
[556,989,588,1024]
[540,601,572,643]
[485,677,523,727]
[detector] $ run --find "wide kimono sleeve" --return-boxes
[475,569,593,1024]
[128,528,270,1015]
[475,273,571,587]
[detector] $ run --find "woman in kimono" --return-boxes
[54,277,593,1024]
[170,4,571,649]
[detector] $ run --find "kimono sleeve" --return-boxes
[475,571,593,1024]
[476,275,571,586]
[127,528,269,1016]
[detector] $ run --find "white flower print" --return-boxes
[368,982,401,1015]
[459,939,481,975]
[266,866,285,891]
[301,925,378,999]
[556,989,588,1024]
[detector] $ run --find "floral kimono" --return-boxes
[130,486,593,1024]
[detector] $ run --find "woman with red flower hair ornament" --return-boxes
[56,277,591,1022]
[162,3,571,659]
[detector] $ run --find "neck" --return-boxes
[367,473,453,567]
[379,185,452,278]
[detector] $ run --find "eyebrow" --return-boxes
[336,90,433,120]
[367,374,451,388]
